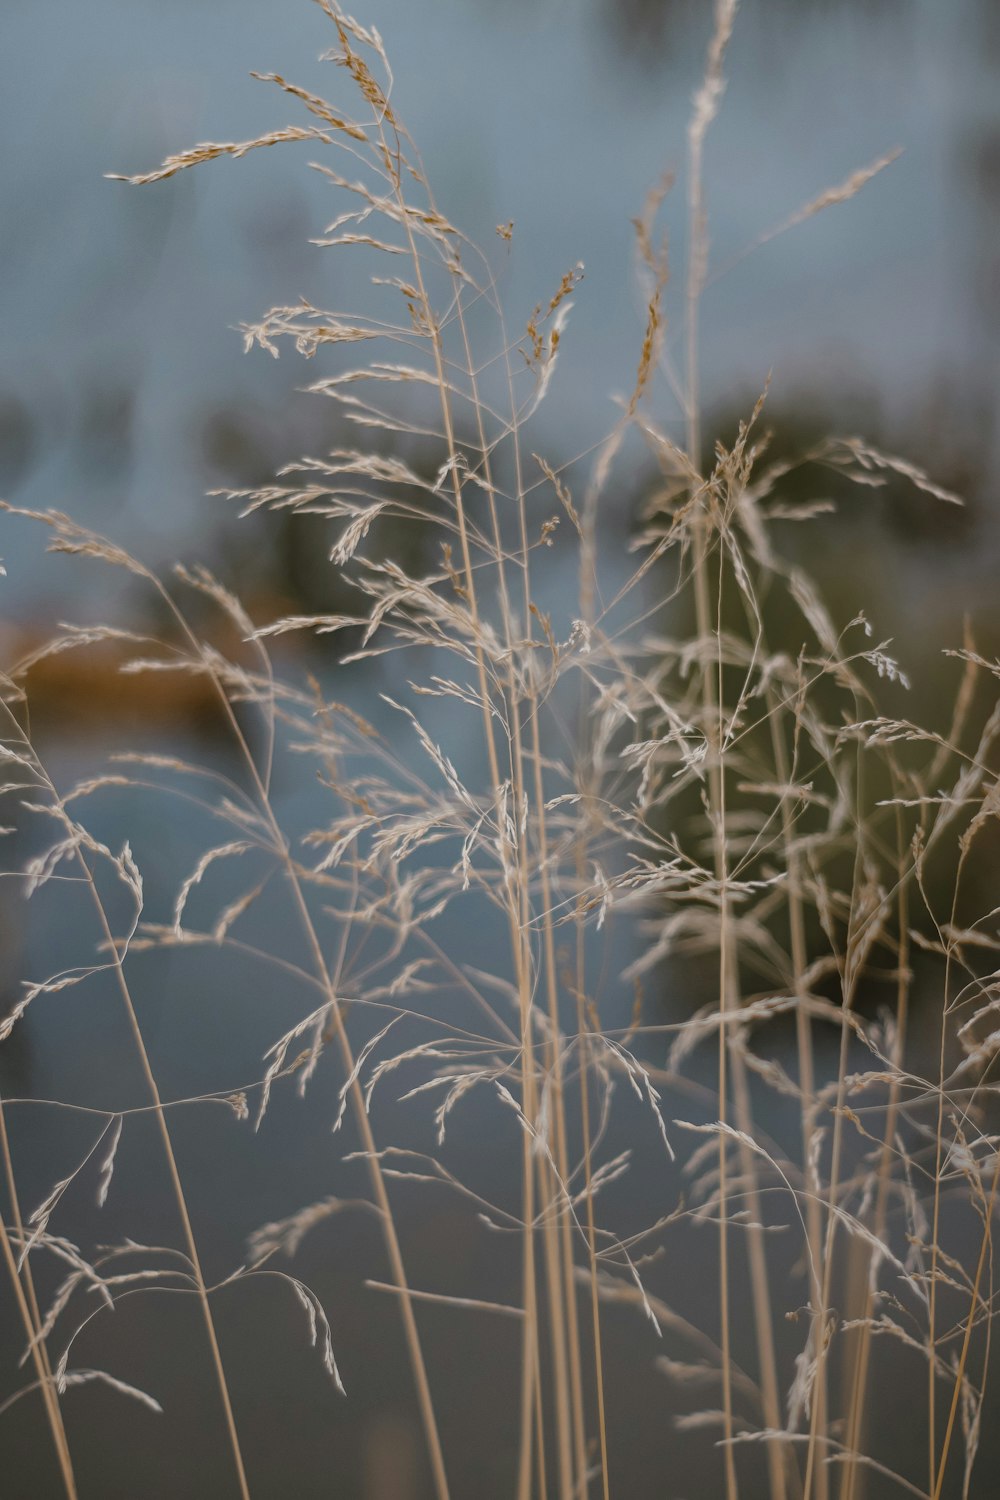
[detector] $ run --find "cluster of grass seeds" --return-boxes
[2,3,1000,1498]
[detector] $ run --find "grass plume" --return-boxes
[1,4,999,1497]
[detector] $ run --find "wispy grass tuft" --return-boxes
[2,3,998,1498]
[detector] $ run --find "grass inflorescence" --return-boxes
[2,4,999,1498]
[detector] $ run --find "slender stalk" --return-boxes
[686,12,742,1494]
[446,214,583,1497]
[0,702,249,1497]
[715,595,789,1500]
[768,683,823,1500]
[57,840,250,1494]
[927,850,968,1494]
[396,88,591,1484]
[0,1103,78,1500]
[281,868,451,1500]
[709,693,738,1500]
[120,552,453,1500]
[931,1147,1000,1500]
[839,806,910,1500]
[537,1150,576,1500]
[578,1012,610,1500]
[527,631,588,1500]
[689,482,740,1500]
[74,848,252,1500]
[803,737,868,1500]
[519,1133,544,1500]
[575,484,611,1500]
[181,659,452,1500]
[729,1054,791,1500]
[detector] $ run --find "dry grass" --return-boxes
[2,3,999,1497]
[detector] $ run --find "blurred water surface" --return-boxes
[1,0,998,577]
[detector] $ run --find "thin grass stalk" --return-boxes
[155,596,453,1500]
[714,539,789,1500]
[687,10,740,1494]
[446,231,583,1497]
[688,151,740,1500]
[509,689,575,1498]
[802,1056,844,1500]
[688,142,792,1500]
[838,680,984,1499]
[711,692,784,1500]
[802,737,869,1500]
[729,1053,791,1500]
[689,487,742,1500]
[299,50,547,1495]
[72,848,252,1500]
[566,384,611,1500]
[520,1139,545,1500]
[931,1147,1000,1500]
[71,516,454,1497]
[537,1147,576,1500]
[927,844,970,1493]
[508,820,546,1500]
[533,1330,550,1500]
[710,762,738,1500]
[767,681,824,1500]
[0,1105,78,1500]
[359,68,577,1494]
[0,695,251,1499]
[105,33,502,1488]
[0,1212,79,1498]
[567,596,610,1500]
[577,1000,611,1500]
[284,864,453,1496]
[839,810,910,1500]
[687,16,870,1476]
[425,261,554,1499]
[506,658,576,1499]
[413,117,587,1483]
[522,493,588,1498]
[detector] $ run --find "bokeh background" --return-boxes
[2,1,999,1496]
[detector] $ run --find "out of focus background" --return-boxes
[1,1,999,1496]
[2,0,998,624]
